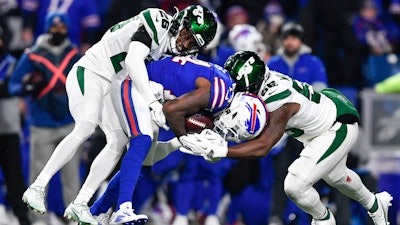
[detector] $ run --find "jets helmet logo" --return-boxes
[237,56,255,88]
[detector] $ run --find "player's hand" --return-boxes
[179,129,228,158]
[150,81,164,103]
[202,154,221,163]
[149,101,169,130]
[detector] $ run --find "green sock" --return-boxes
[369,198,378,213]
[321,209,330,220]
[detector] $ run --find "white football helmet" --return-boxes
[228,24,267,58]
[214,92,268,143]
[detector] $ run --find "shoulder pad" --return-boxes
[139,8,172,45]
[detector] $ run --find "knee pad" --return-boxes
[284,173,312,201]
[105,129,129,155]
[74,121,97,140]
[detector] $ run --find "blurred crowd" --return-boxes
[1,0,400,225]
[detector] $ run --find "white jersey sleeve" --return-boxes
[258,71,337,143]
[137,8,174,61]
[76,8,173,82]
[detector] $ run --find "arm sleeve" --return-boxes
[131,25,152,49]
[125,41,158,105]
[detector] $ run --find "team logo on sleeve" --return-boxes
[245,101,261,134]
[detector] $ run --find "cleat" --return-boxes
[88,208,112,225]
[22,186,46,214]
[64,202,98,225]
[109,207,148,225]
[368,191,393,225]
[311,209,336,225]
[132,217,148,225]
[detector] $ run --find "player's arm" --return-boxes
[125,25,158,105]
[227,102,300,158]
[163,77,211,137]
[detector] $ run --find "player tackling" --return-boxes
[22,5,217,225]
[182,51,393,225]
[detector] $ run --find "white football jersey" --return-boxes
[77,8,174,81]
[258,71,337,143]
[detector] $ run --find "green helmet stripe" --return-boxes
[266,89,291,103]
[143,10,158,45]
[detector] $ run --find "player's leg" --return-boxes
[108,77,153,225]
[284,122,359,224]
[90,171,121,216]
[323,123,392,225]
[71,93,128,204]
[23,67,108,220]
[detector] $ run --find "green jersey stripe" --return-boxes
[143,10,159,45]
[77,66,85,95]
[317,123,347,164]
[266,89,291,103]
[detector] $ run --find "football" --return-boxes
[185,111,214,133]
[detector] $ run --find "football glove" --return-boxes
[149,101,169,130]
[179,129,228,158]
[150,81,164,103]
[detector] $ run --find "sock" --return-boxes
[321,208,330,220]
[74,188,94,205]
[117,135,152,208]
[90,171,121,215]
[368,197,379,213]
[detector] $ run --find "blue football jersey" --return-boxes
[146,56,235,115]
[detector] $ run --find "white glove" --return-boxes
[203,155,221,163]
[149,101,169,130]
[178,129,228,158]
[149,81,164,103]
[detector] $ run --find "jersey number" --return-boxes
[110,52,127,73]
[171,56,211,67]
[158,11,170,29]
[292,80,321,103]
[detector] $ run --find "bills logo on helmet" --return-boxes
[245,101,261,134]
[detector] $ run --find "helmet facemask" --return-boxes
[169,5,217,55]
[214,92,268,143]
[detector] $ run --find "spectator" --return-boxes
[267,22,333,225]
[0,0,30,57]
[0,26,32,225]
[20,0,101,53]
[9,12,82,225]
[300,0,362,86]
[198,12,236,67]
[256,0,286,56]
[268,22,328,89]
[352,0,397,55]
[224,5,250,31]
[228,24,269,61]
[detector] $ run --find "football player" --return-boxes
[88,55,236,225]
[22,5,217,225]
[182,51,393,225]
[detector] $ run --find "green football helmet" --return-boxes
[170,5,217,54]
[224,51,267,94]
